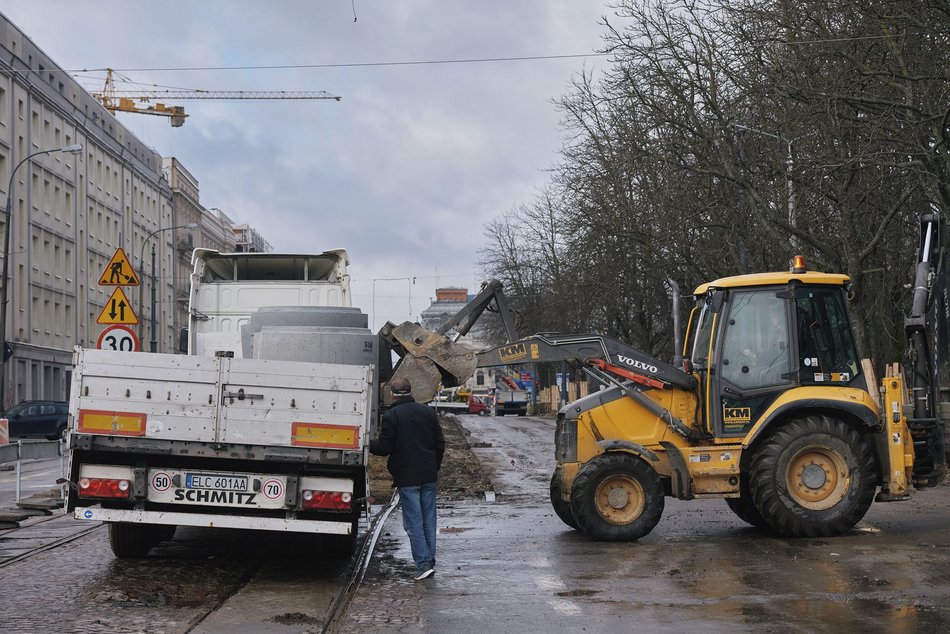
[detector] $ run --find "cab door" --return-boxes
[713,288,794,437]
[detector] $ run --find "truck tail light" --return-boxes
[301,490,352,511]
[78,477,131,499]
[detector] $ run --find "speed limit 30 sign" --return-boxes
[97,324,140,352]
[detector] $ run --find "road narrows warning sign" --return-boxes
[96,287,139,325]
[98,247,140,286]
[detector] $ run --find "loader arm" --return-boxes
[476,333,697,391]
[477,332,702,440]
[379,279,518,404]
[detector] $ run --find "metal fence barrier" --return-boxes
[0,439,66,504]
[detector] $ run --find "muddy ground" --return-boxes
[368,415,495,502]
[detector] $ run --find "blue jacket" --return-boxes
[370,396,445,487]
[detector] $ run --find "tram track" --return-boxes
[0,513,105,570]
[321,491,401,634]
[172,492,401,634]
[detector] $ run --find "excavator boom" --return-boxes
[380,279,518,404]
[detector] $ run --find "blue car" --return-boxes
[4,400,69,440]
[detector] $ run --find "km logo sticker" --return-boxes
[499,343,528,363]
[723,407,751,423]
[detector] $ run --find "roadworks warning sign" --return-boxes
[96,287,139,325]
[98,248,140,286]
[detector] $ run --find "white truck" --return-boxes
[67,249,379,557]
[67,250,517,558]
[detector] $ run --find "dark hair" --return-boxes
[390,377,412,395]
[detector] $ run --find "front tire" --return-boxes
[549,469,578,530]
[749,415,876,537]
[570,453,664,541]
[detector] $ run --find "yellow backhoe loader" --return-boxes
[478,211,948,540]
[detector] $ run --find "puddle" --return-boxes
[556,589,600,597]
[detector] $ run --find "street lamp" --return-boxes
[733,124,797,245]
[0,143,83,410]
[139,222,198,352]
[371,276,415,332]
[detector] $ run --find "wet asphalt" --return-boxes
[342,414,950,633]
[2,413,950,633]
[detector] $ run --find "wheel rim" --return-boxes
[785,444,850,510]
[594,473,645,525]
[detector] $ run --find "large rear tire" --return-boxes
[569,453,664,541]
[549,469,578,530]
[108,522,153,558]
[749,415,876,537]
[725,474,769,529]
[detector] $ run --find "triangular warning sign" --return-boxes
[96,287,139,325]
[98,247,140,286]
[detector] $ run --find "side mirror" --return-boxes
[178,328,189,354]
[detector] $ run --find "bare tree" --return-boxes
[480,0,950,370]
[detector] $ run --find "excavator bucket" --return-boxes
[378,279,518,405]
[379,321,478,405]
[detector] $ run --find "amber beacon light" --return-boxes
[791,255,807,273]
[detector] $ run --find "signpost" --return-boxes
[97,324,140,352]
[97,248,140,348]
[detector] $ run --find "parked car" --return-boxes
[4,400,68,440]
[467,394,494,416]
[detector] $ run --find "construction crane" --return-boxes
[90,69,341,127]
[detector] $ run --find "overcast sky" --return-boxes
[4,1,613,332]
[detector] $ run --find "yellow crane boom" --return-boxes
[90,69,341,127]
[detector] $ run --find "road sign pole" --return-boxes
[150,242,157,352]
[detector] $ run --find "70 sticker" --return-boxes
[261,478,285,500]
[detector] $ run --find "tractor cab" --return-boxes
[685,260,864,439]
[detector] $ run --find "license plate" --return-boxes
[186,473,249,491]
[148,468,287,509]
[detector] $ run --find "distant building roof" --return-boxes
[419,288,490,346]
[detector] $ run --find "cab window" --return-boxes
[795,288,859,382]
[690,301,716,368]
[719,290,791,389]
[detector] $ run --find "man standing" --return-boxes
[370,377,444,581]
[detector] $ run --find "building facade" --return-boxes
[231,223,272,253]
[0,14,176,408]
[0,13,267,408]
[161,158,238,351]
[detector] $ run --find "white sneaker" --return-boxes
[414,568,435,581]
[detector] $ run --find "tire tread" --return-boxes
[748,414,876,537]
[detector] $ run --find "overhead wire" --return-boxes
[67,53,609,73]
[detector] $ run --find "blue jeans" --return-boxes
[399,481,437,574]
